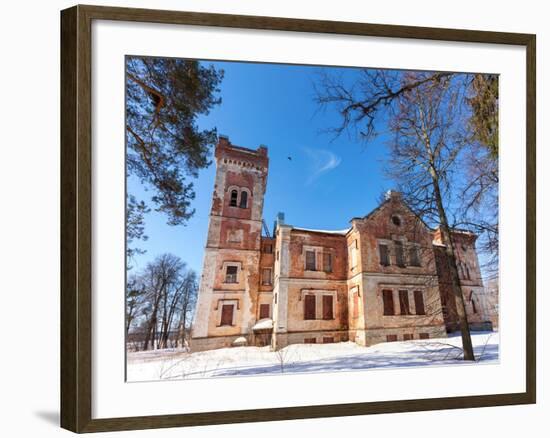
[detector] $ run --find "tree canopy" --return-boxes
[125,57,224,260]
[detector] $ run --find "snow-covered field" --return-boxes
[127,331,498,382]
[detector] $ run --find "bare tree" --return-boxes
[317,70,481,360]
[176,271,198,349]
[126,254,198,351]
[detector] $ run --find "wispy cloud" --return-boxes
[303,147,342,185]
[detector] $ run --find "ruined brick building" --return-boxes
[191,137,495,352]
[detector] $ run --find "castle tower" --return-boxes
[191,136,269,351]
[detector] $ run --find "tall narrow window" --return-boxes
[263,243,273,254]
[382,289,394,315]
[409,245,421,266]
[465,264,471,280]
[353,291,359,319]
[259,303,270,319]
[220,304,234,326]
[399,290,411,315]
[349,241,358,268]
[379,244,390,266]
[225,265,238,283]
[414,290,426,315]
[395,241,405,267]
[304,294,316,320]
[471,292,478,314]
[305,250,316,271]
[323,252,332,272]
[239,190,248,208]
[261,268,272,285]
[322,295,334,320]
[229,189,238,207]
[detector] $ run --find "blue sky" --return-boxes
[127,61,395,273]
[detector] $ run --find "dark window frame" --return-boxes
[259,303,270,319]
[261,268,272,285]
[239,190,248,208]
[220,304,234,326]
[225,265,238,283]
[305,250,316,271]
[304,294,316,320]
[409,245,421,267]
[414,290,426,315]
[382,289,394,316]
[229,189,238,207]
[379,243,390,266]
[322,295,334,320]
[394,241,406,267]
[399,289,411,315]
[323,252,333,273]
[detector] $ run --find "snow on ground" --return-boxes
[126,331,498,382]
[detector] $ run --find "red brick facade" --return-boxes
[191,139,494,351]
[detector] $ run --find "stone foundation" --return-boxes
[191,335,249,352]
[445,321,494,333]
[363,325,447,346]
[272,330,349,350]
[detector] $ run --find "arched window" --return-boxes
[469,291,478,314]
[229,190,238,207]
[239,190,248,208]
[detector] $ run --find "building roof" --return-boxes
[291,226,351,236]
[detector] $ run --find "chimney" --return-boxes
[273,212,285,235]
[385,190,402,201]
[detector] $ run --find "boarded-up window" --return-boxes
[379,244,390,266]
[239,190,248,208]
[322,295,334,320]
[225,265,238,283]
[259,303,270,319]
[323,252,332,272]
[409,245,421,266]
[304,338,317,344]
[305,250,316,271]
[414,290,426,315]
[403,333,413,341]
[304,294,316,320]
[220,304,234,326]
[227,229,243,243]
[349,241,358,268]
[323,337,334,344]
[399,290,411,315]
[386,334,398,342]
[261,268,272,285]
[382,289,394,316]
[395,241,405,267]
[419,333,429,339]
[229,190,238,206]
[353,291,359,319]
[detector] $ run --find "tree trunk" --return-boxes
[432,176,475,360]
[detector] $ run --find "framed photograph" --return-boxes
[60,4,536,433]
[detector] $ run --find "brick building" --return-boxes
[190,137,494,352]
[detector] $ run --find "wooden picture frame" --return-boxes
[60,4,536,433]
